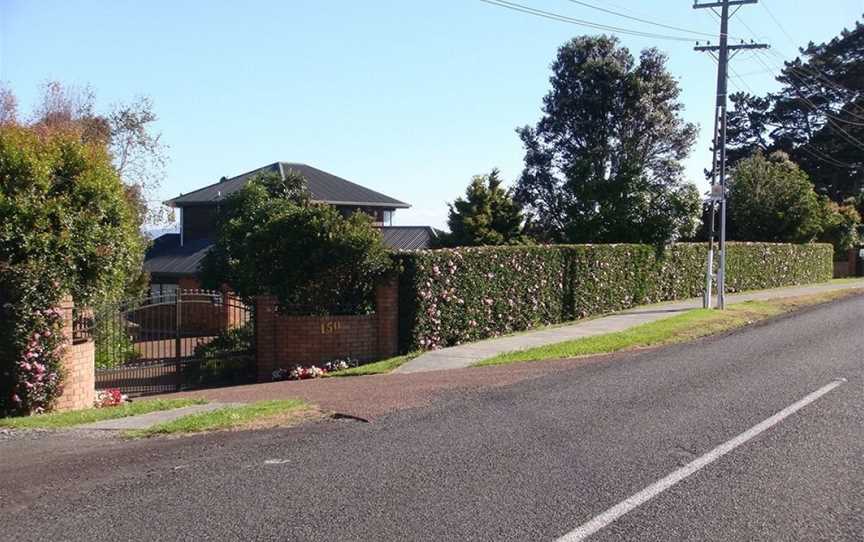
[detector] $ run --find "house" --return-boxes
[144,162,434,294]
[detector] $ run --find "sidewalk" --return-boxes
[394,279,864,374]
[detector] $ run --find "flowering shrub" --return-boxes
[271,358,357,381]
[0,124,146,416]
[94,388,127,408]
[397,243,833,351]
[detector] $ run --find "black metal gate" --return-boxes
[85,289,255,396]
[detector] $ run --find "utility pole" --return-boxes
[694,0,768,309]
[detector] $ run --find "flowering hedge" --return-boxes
[397,242,833,351]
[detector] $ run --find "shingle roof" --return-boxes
[165,162,409,209]
[145,226,434,276]
[381,226,436,251]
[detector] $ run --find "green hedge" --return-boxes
[396,242,833,351]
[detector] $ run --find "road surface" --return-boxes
[2,294,862,541]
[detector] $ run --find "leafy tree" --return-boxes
[726,19,864,209]
[818,197,862,253]
[727,152,825,243]
[3,81,170,226]
[440,169,528,247]
[0,123,148,413]
[201,171,392,315]
[514,35,701,246]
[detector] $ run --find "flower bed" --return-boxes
[271,358,356,381]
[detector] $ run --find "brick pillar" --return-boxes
[375,276,399,359]
[54,296,95,412]
[255,296,278,382]
[849,248,858,277]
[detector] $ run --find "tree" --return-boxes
[200,171,392,315]
[440,169,528,247]
[514,35,701,246]
[0,123,148,413]
[3,81,171,226]
[818,197,862,253]
[726,19,864,209]
[727,152,824,243]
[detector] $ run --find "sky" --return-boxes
[1,0,862,230]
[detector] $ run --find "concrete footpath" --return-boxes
[78,402,240,430]
[394,279,864,374]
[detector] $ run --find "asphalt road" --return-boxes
[2,294,863,541]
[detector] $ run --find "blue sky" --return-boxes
[1,0,862,229]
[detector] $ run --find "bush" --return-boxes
[186,325,255,387]
[0,125,146,415]
[397,242,833,351]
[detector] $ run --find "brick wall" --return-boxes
[255,278,399,381]
[54,297,96,412]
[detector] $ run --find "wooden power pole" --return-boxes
[694,0,768,309]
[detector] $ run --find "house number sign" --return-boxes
[320,321,342,335]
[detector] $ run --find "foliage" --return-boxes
[201,171,393,315]
[514,35,700,246]
[819,198,862,255]
[397,243,833,351]
[0,124,147,415]
[726,20,864,209]
[439,169,528,247]
[727,152,826,243]
[188,325,255,387]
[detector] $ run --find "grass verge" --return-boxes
[0,398,207,430]
[476,289,862,367]
[326,353,419,377]
[127,399,311,437]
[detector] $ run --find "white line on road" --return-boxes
[556,378,847,542]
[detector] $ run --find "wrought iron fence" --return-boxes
[87,289,255,395]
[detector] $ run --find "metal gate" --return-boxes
[83,289,255,396]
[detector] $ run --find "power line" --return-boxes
[560,0,740,40]
[760,0,798,48]
[477,0,697,42]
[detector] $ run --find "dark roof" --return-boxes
[165,162,409,209]
[143,234,212,277]
[381,226,436,251]
[145,227,435,276]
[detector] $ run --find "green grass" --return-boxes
[128,399,310,437]
[476,290,860,367]
[326,353,418,377]
[0,398,207,430]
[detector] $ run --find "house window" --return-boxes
[382,210,394,226]
[150,283,178,301]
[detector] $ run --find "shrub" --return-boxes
[186,325,255,387]
[0,125,146,415]
[397,242,833,351]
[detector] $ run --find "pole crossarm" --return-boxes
[694,43,770,52]
[693,0,757,8]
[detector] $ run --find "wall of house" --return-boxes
[182,205,218,242]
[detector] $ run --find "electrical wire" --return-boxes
[560,0,744,40]
[477,0,697,42]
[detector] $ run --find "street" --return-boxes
[2,294,863,541]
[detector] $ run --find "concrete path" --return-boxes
[78,402,241,431]
[394,279,864,374]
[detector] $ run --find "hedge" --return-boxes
[396,242,833,351]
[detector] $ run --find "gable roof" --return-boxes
[165,162,410,209]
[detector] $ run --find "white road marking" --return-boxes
[556,378,847,542]
[263,459,291,465]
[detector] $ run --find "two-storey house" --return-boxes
[144,162,434,295]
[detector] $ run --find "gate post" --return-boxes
[175,289,182,389]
